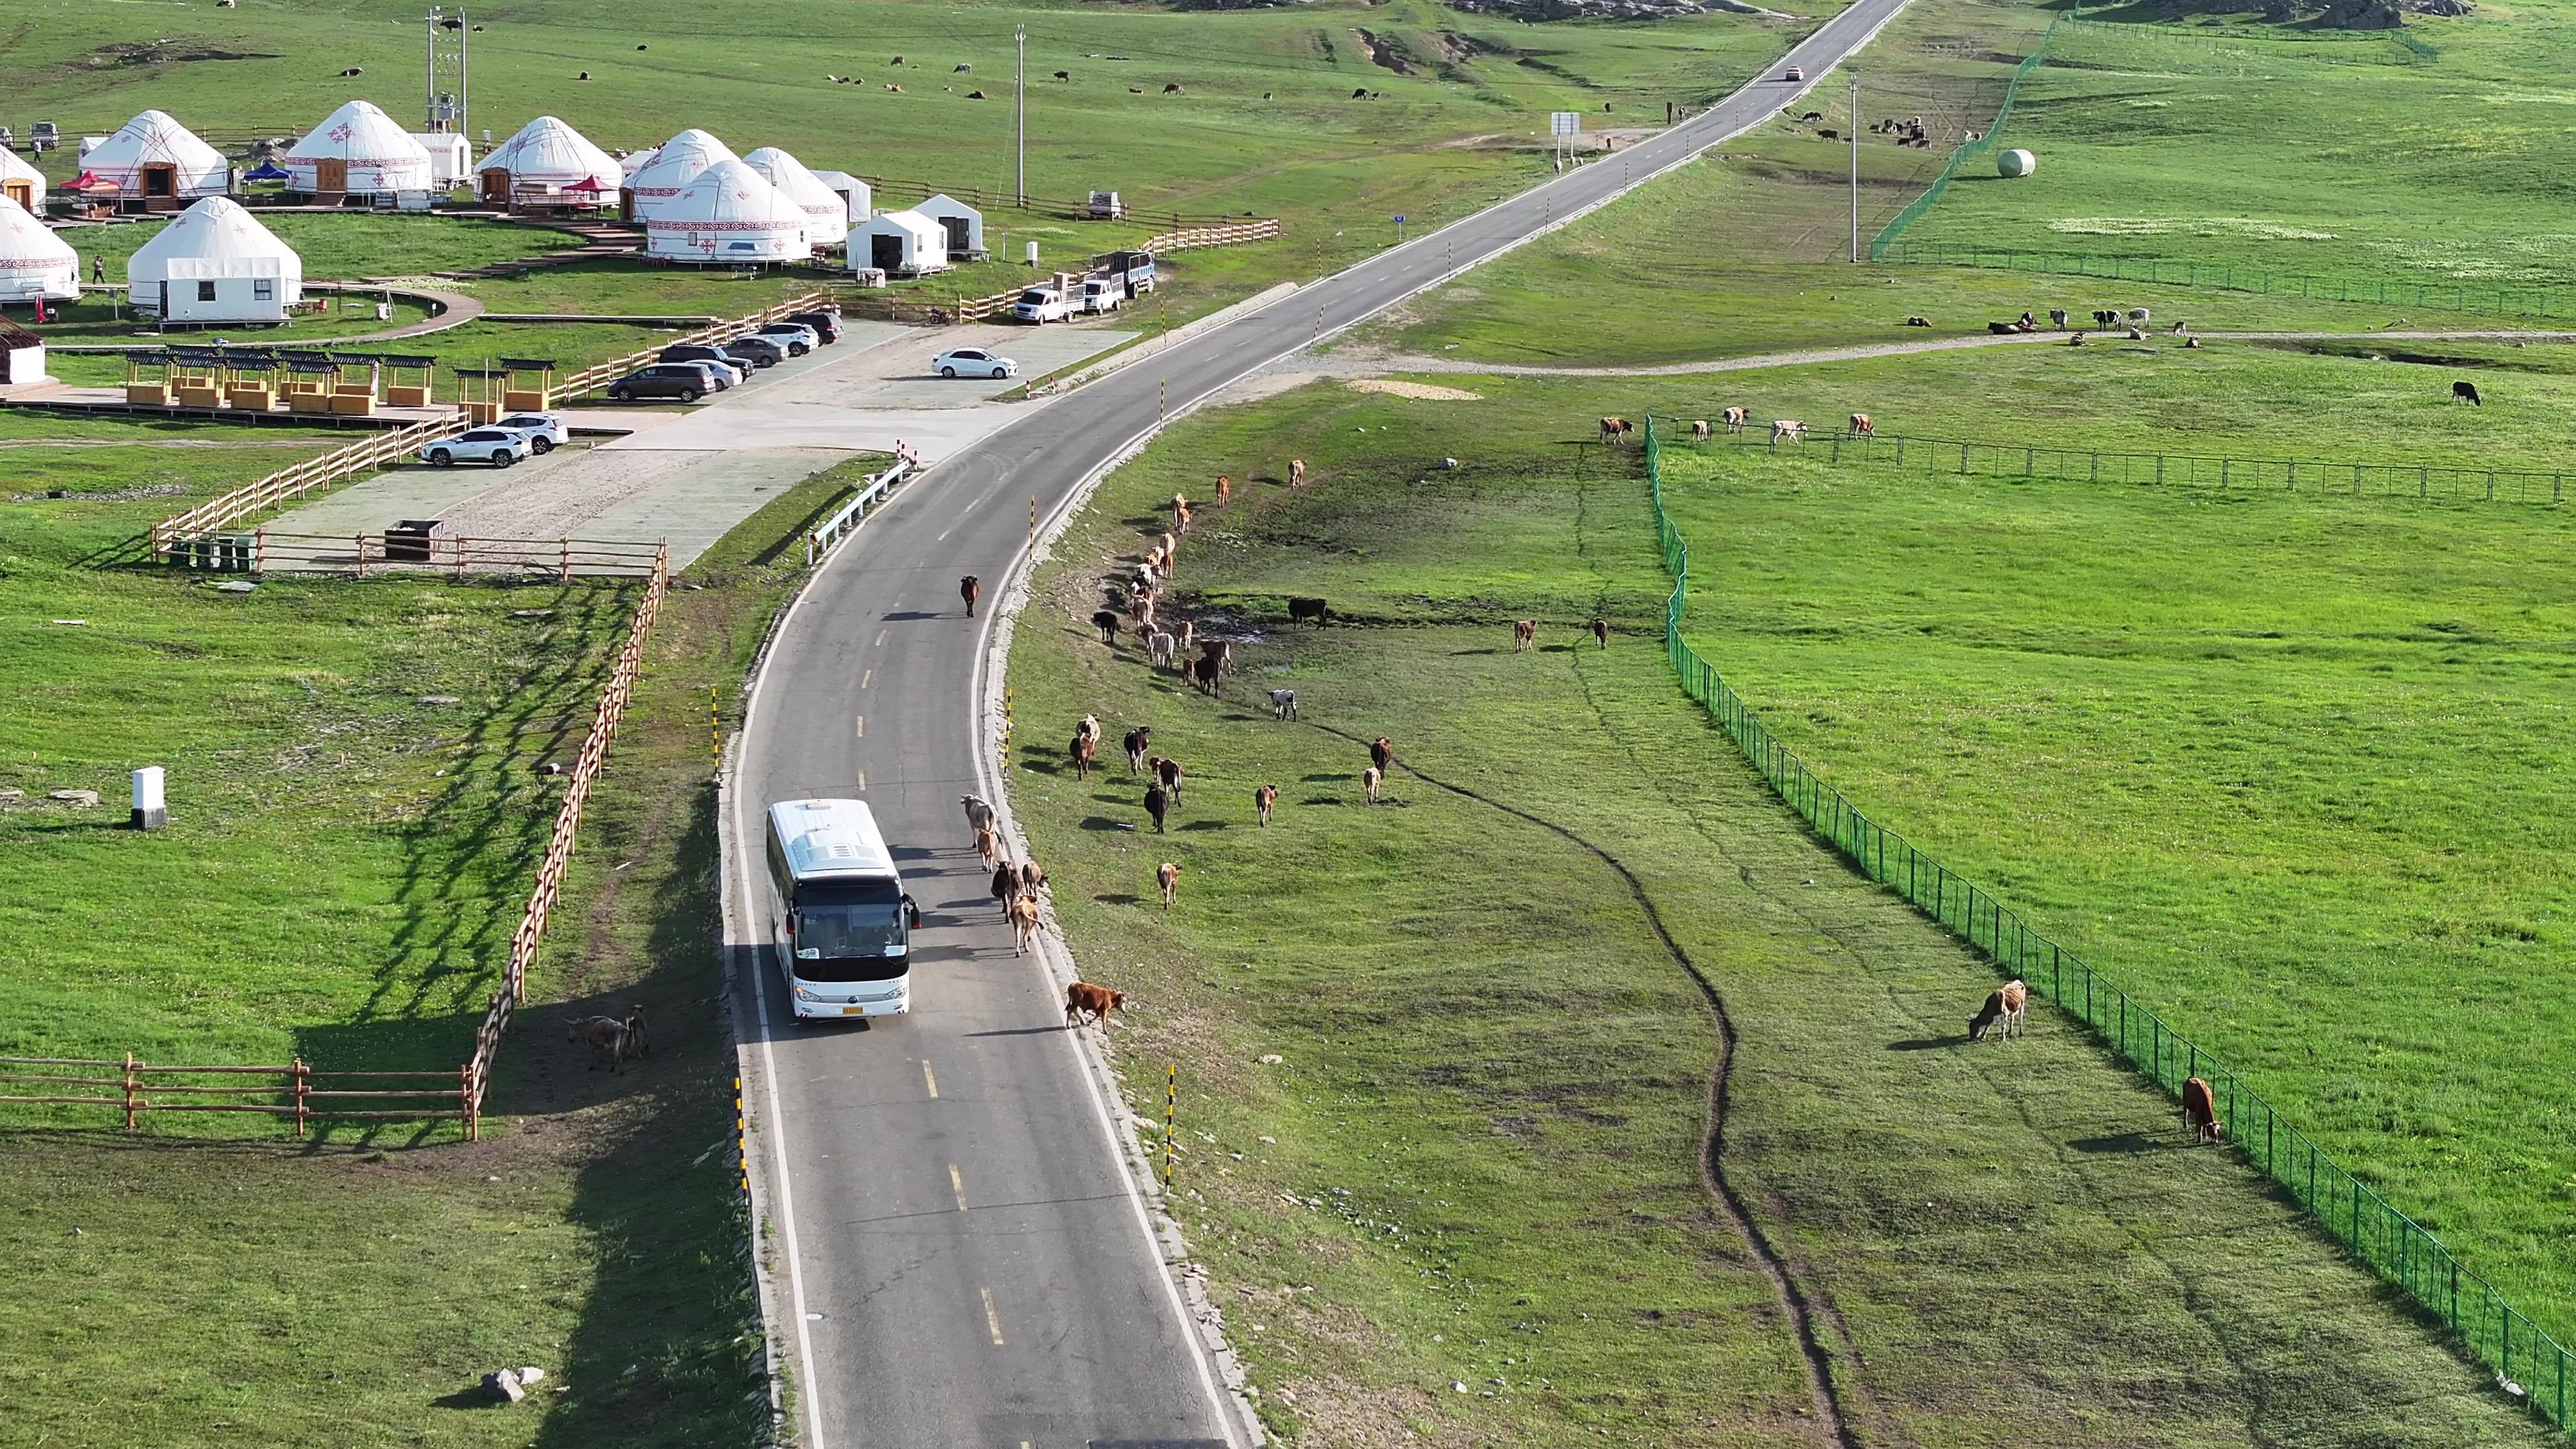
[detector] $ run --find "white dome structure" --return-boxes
[0,149,44,213]
[478,115,621,204]
[624,129,735,221]
[617,148,657,177]
[0,197,78,303]
[646,160,810,264]
[127,197,303,323]
[810,170,871,230]
[283,100,435,198]
[743,147,851,235]
[82,110,229,204]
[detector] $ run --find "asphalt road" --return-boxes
[727,3,1913,1444]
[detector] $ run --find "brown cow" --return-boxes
[1155,755,1185,802]
[1009,893,1041,955]
[1593,617,1611,649]
[1599,416,1633,442]
[1069,732,1095,780]
[1849,412,1874,437]
[1157,861,1181,909]
[1512,619,1537,652]
[975,826,1002,865]
[1362,765,1384,804]
[1690,419,1713,440]
[1723,406,1748,433]
[1018,859,1048,896]
[1144,784,1170,833]
[1124,726,1151,773]
[1968,978,2027,1042]
[1905,315,1933,327]
[1370,737,1393,775]
[566,1015,631,1073]
[1216,474,1233,506]
[1065,981,1125,1028]
[2182,1076,2222,1144]
[960,576,981,616]
[1289,458,1307,488]
[1197,639,1232,674]
[1255,784,1278,826]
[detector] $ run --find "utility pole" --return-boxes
[1014,25,1026,208]
[1848,74,1860,263]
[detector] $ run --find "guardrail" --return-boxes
[806,457,915,566]
[164,531,669,578]
[462,548,669,1140]
[551,290,835,400]
[0,1055,468,1134]
[149,413,458,558]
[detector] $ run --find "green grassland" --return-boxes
[1004,374,2555,1445]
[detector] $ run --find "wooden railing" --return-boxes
[551,290,835,400]
[172,531,669,578]
[462,548,670,1139]
[150,414,458,557]
[0,1055,468,1135]
[1140,218,1283,253]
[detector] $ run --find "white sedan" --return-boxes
[495,412,568,453]
[932,347,1018,379]
[419,427,532,468]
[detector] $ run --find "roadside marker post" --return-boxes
[710,685,721,774]
[1162,1064,1177,1187]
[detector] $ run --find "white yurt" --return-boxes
[810,170,871,229]
[743,147,851,237]
[82,110,229,205]
[283,100,435,199]
[645,160,810,265]
[848,209,948,275]
[0,197,78,304]
[0,149,44,213]
[478,115,621,205]
[127,197,303,323]
[913,193,985,260]
[623,129,735,221]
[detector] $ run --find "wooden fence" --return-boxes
[149,414,458,559]
[551,290,835,400]
[462,548,670,1139]
[845,174,1258,230]
[1139,218,1283,254]
[0,1055,468,1135]
[171,531,668,578]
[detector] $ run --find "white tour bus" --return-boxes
[764,798,920,1020]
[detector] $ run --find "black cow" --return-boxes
[1091,610,1120,644]
[1287,596,1332,627]
[1190,653,1222,694]
[2453,380,2483,406]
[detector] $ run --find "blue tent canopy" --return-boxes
[241,162,290,182]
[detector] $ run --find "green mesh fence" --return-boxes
[1874,241,2561,316]
[1640,413,2572,1433]
[1868,12,2063,261]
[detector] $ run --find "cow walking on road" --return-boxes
[960,576,981,616]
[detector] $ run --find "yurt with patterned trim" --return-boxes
[623,129,735,221]
[282,100,435,199]
[478,115,621,205]
[743,147,851,236]
[810,170,871,230]
[645,160,810,264]
[0,197,78,304]
[81,110,229,205]
[0,149,44,213]
[126,197,303,323]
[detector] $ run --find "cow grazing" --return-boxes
[1817,127,1838,140]
[1848,412,1874,437]
[1362,765,1384,804]
[1593,617,1611,649]
[2182,1076,2222,1144]
[1155,755,1185,802]
[975,826,1002,864]
[960,575,981,616]
[567,1015,631,1073]
[1145,784,1170,833]
[2454,380,2483,406]
[1069,732,1096,780]
[1191,653,1222,695]
[1065,981,1124,1028]
[1010,893,1042,955]
[1055,69,1070,80]
[1723,405,1748,433]
[961,795,998,835]
[1513,619,1537,652]
[1371,737,1393,774]
[1287,596,1332,627]
[1157,861,1181,909]
[1801,110,1823,121]
[1599,416,1633,442]
[1148,631,1177,667]
[1091,610,1121,645]
[1770,419,1807,443]
[1289,458,1307,487]
[1968,978,2028,1042]
[1690,419,1713,441]
[1270,688,1299,720]
[1124,726,1151,773]
[1906,315,1933,327]
[1255,784,1278,825]
[1164,81,1183,94]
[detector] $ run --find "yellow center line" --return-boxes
[873,629,888,647]
[981,1286,1006,1346]
[854,714,865,739]
[949,1163,969,1212]
[921,1059,938,1097]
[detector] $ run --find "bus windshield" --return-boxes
[792,877,907,982]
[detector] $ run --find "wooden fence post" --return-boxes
[291,1058,310,1138]
[123,1052,142,1132]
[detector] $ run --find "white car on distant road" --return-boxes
[495,412,568,453]
[933,347,1018,379]
[419,427,531,468]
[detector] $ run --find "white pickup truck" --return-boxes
[1011,286,1073,325]
[1076,278,1124,315]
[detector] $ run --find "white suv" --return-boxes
[932,347,1017,378]
[753,323,820,356]
[420,428,532,468]
[494,412,568,453]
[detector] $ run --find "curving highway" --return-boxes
[722,3,1912,1443]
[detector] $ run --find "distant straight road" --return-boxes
[727,3,1913,1444]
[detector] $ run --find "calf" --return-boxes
[1065,980,1124,1028]
[1967,978,2028,1042]
[1069,732,1095,780]
[1076,713,1102,746]
[1018,859,1048,896]
[1155,755,1185,802]
[1148,631,1177,667]
[1723,406,1748,432]
[1848,412,1874,437]
[1255,783,1278,825]
[1010,893,1042,955]
[975,826,1002,865]
[1289,458,1307,487]
[1124,726,1151,773]
[1270,688,1299,720]
[1770,419,1807,444]
[1287,596,1332,627]
[1145,784,1170,833]
[960,575,981,617]
[1362,765,1384,804]
[1157,861,1181,909]
[567,1015,631,1073]
[960,795,998,835]
[1371,737,1393,775]
[1191,653,1222,695]
[1216,474,1233,506]
[2182,1076,2222,1144]
[1690,419,1713,440]
[2453,379,2483,406]
[1091,610,1121,645]
[1513,619,1537,652]
[1599,416,1633,442]
[1593,617,1611,649]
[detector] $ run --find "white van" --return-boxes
[1011,286,1073,325]
[1077,278,1124,315]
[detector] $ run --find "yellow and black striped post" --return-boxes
[735,1075,751,1203]
[1161,1064,1177,1187]
[710,685,722,775]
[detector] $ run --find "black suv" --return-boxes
[785,310,843,344]
[606,363,713,403]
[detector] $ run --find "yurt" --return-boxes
[623,129,735,221]
[478,115,620,206]
[645,160,810,265]
[811,170,871,229]
[848,209,948,276]
[743,147,851,237]
[0,198,78,304]
[127,197,303,323]
[0,149,44,213]
[81,110,229,207]
[412,131,473,189]
[914,194,985,260]
[282,100,435,200]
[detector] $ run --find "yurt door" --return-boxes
[315,158,348,195]
[620,188,636,222]
[0,180,28,209]
[480,168,511,205]
[142,162,176,198]
[871,233,903,273]
[939,217,969,256]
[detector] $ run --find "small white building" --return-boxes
[743,147,851,238]
[127,197,304,323]
[810,170,872,231]
[0,317,46,385]
[284,100,435,200]
[913,193,985,260]
[411,131,473,189]
[0,197,78,304]
[848,209,948,276]
[623,129,735,221]
[82,110,229,207]
[645,160,810,265]
[478,115,621,206]
[0,148,44,213]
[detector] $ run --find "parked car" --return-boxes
[605,363,712,403]
[932,347,1017,379]
[1077,278,1124,315]
[785,310,843,343]
[722,333,790,368]
[657,344,747,386]
[1012,286,1073,325]
[420,427,531,468]
[494,412,568,453]
[753,322,820,356]
[1784,64,1805,81]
